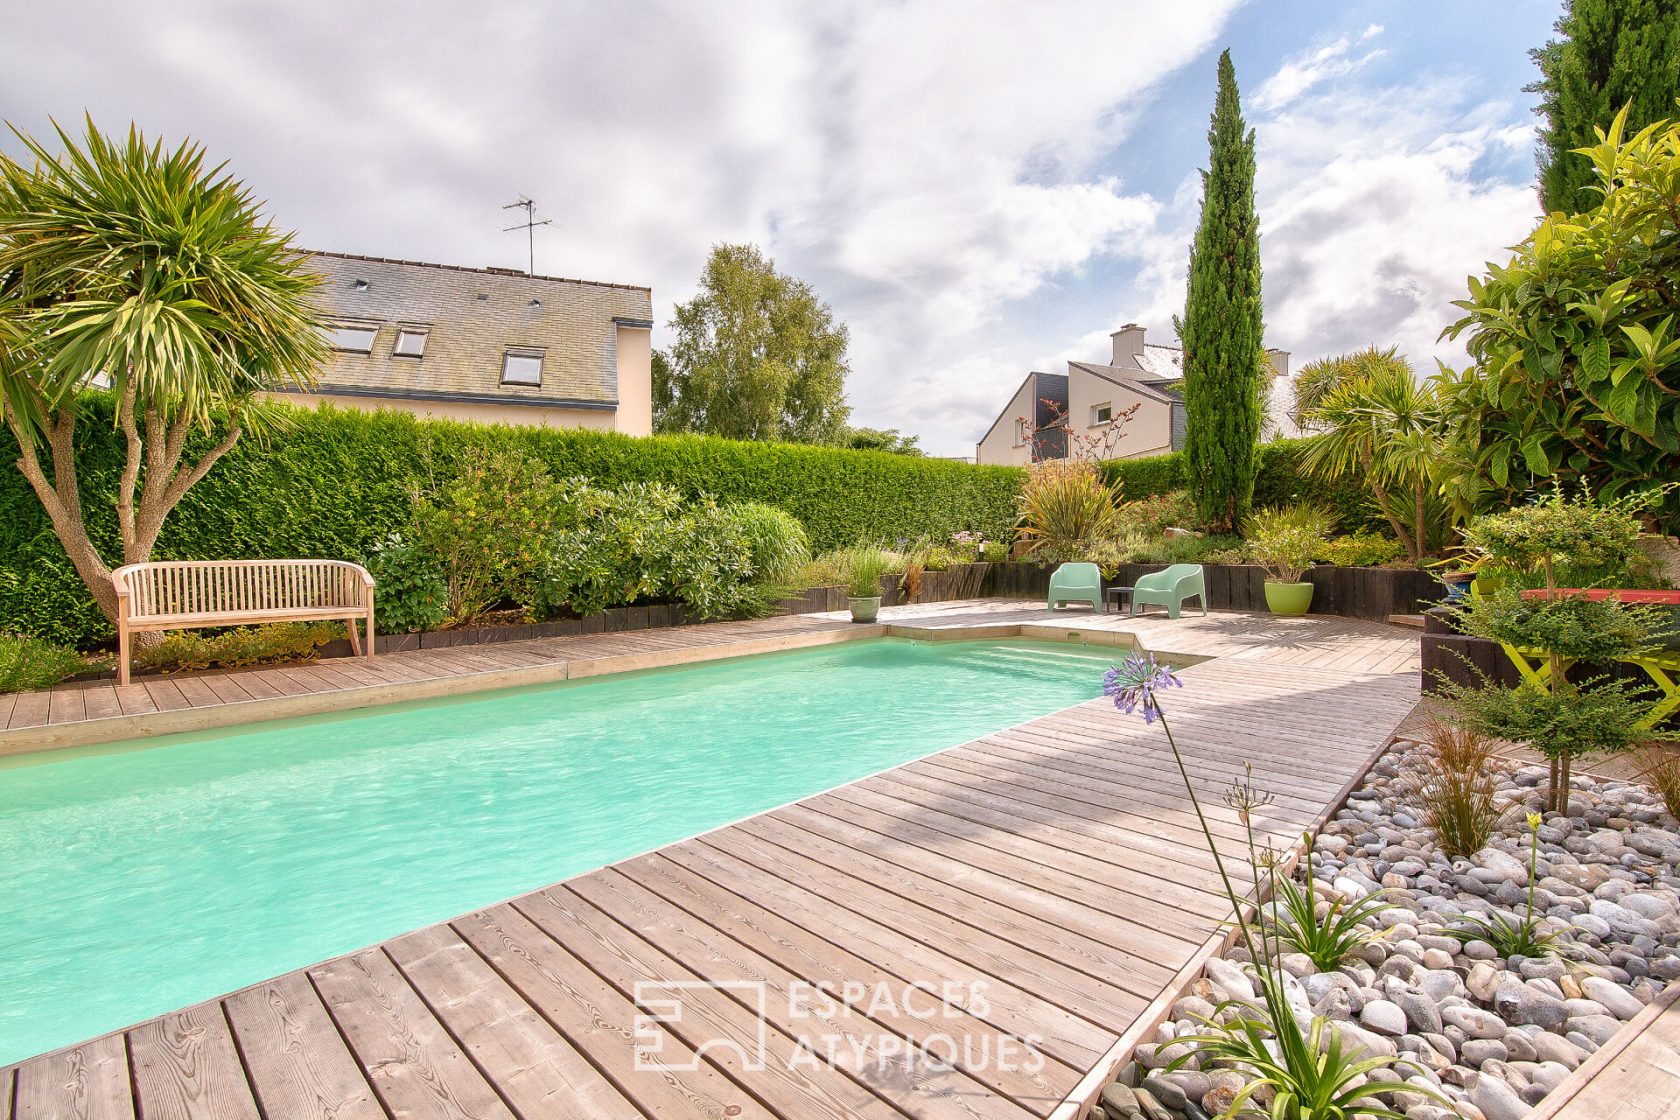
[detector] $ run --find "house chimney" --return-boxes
[1110,323,1146,368]
[1264,348,1290,380]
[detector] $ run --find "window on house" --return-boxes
[327,321,378,353]
[1013,418,1027,446]
[392,326,429,358]
[501,349,544,386]
[1092,403,1114,425]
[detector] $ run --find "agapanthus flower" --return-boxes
[1103,652,1182,724]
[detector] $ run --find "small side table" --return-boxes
[1104,585,1134,615]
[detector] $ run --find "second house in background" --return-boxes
[269,252,655,435]
[975,323,1289,466]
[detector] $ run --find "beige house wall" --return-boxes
[613,324,653,437]
[975,376,1037,466]
[267,391,618,431]
[1067,371,1173,460]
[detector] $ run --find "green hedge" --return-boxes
[1101,438,1385,533]
[0,398,1024,648]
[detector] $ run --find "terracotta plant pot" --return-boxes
[1263,581,1314,616]
[847,595,882,623]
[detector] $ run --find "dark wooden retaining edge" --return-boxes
[1047,701,1425,1120]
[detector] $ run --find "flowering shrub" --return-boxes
[535,481,686,618]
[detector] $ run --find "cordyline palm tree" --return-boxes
[1298,347,1446,563]
[0,119,326,632]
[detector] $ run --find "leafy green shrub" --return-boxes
[980,540,1009,563]
[535,481,686,618]
[726,501,810,587]
[1315,531,1405,568]
[1457,588,1669,660]
[1244,504,1335,583]
[0,396,1024,648]
[133,622,343,674]
[920,546,955,571]
[1016,460,1123,565]
[664,499,759,620]
[409,447,559,624]
[363,534,448,634]
[0,632,92,691]
[1463,483,1646,583]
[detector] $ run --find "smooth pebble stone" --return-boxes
[1566,1014,1625,1047]
[1469,1072,1530,1120]
[1170,996,1216,1022]
[1397,991,1443,1035]
[1528,1060,1571,1092]
[1099,1084,1142,1119]
[1442,1006,1507,1040]
[1501,1030,1537,1063]
[1581,975,1645,1019]
[1466,961,1502,1001]
[1361,999,1408,1036]
[1140,1074,1191,1113]
[1461,1037,1508,1066]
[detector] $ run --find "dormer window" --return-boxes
[501,349,544,386]
[327,320,378,353]
[392,326,429,358]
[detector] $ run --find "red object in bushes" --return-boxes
[1518,588,1680,604]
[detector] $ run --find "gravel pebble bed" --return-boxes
[1091,741,1680,1120]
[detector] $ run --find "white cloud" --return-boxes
[0,3,1543,455]
[1252,24,1386,113]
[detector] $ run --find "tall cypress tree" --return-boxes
[1178,49,1264,533]
[1530,0,1680,215]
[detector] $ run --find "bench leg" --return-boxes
[117,623,131,688]
[366,608,376,659]
[346,617,362,658]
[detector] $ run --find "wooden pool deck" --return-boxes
[0,604,1422,1119]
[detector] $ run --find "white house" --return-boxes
[975,323,1289,466]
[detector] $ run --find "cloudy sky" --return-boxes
[2,1,1557,455]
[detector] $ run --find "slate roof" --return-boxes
[1067,360,1181,404]
[299,252,654,409]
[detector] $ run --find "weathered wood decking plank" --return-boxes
[2,608,1421,1119]
[223,973,383,1120]
[12,1034,132,1120]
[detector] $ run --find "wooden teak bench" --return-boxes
[112,559,376,686]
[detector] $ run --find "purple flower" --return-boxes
[1103,652,1182,724]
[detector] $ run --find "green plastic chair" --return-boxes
[1131,563,1207,619]
[1047,563,1103,612]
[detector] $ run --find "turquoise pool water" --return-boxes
[0,637,1110,1064]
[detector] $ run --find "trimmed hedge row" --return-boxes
[1100,438,1386,533]
[0,398,1024,648]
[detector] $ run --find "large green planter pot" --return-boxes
[847,595,881,623]
[1263,581,1314,616]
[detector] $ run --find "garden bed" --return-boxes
[987,561,1437,622]
[1090,741,1680,1120]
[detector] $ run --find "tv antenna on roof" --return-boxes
[501,196,553,275]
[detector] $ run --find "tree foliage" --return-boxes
[1178,50,1265,533]
[1443,109,1680,529]
[654,243,851,444]
[1529,0,1680,214]
[1298,347,1449,563]
[842,426,922,455]
[0,119,325,628]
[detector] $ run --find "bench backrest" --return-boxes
[113,560,373,620]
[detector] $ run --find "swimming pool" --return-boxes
[0,637,1112,1064]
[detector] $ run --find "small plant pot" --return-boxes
[1469,576,1505,599]
[1263,581,1314,616]
[847,595,882,623]
[1441,572,1474,603]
